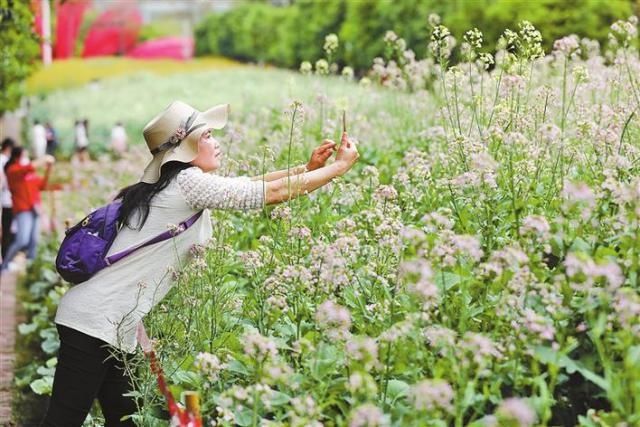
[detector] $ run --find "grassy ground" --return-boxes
[28,66,411,159]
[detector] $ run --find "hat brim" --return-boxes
[140,103,230,184]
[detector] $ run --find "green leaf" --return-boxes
[28,281,51,298]
[626,346,640,369]
[534,346,609,392]
[227,359,250,376]
[269,390,290,406]
[435,272,461,291]
[171,370,200,388]
[310,343,339,380]
[562,358,609,392]
[39,327,58,340]
[42,268,59,284]
[36,366,55,377]
[30,377,53,395]
[533,345,560,365]
[569,237,591,253]
[234,406,253,426]
[386,379,409,402]
[461,380,479,408]
[18,322,38,335]
[41,337,60,355]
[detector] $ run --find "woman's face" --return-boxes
[191,129,222,172]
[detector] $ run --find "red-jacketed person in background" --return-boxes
[1,148,54,271]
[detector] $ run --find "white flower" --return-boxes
[324,33,339,55]
[299,61,312,75]
[315,59,329,75]
[341,66,354,79]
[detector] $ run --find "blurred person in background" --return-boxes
[110,121,128,156]
[45,122,59,158]
[1,147,55,271]
[32,119,47,160]
[74,118,89,162]
[1,137,16,260]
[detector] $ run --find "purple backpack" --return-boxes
[55,200,202,284]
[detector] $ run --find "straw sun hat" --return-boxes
[140,100,230,184]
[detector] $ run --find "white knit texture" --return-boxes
[177,167,264,211]
[55,167,264,353]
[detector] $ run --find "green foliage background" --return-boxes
[0,0,40,115]
[195,0,638,71]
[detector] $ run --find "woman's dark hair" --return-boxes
[4,146,24,173]
[115,161,192,230]
[1,137,15,151]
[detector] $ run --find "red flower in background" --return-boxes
[82,2,141,57]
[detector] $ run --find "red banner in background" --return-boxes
[82,3,141,57]
[54,0,90,59]
[32,0,190,61]
[32,0,42,38]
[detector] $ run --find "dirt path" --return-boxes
[0,268,19,425]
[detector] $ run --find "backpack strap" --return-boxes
[105,210,203,266]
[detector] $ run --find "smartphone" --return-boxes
[342,110,347,134]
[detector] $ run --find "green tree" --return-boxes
[0,0,40,115]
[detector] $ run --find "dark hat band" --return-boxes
[150,111,205,155]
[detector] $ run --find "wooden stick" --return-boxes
[184,391,202,426]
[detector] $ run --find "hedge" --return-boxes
[194,0,636,72]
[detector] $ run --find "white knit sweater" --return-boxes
[55,167,264,352]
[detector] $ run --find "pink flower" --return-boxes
[169,127,187,145]
[562,180,596,207]
[349,403,389,427]
[423,326,456,349]
[315,300,352,340]
[612,288,640,337]
[373,185,398,201]
[409,379,454,413]
[553,35,580,55]
[450,234,484,262]
[460,332,502,364]
[243,331,278,360]
[289,226,312,240]
[194,352,227,381]
[345,336,379,370]
[522,308,556,341]
[496,398,536,426]
[519,215,551,239]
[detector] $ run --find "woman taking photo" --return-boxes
[43,100,359,426]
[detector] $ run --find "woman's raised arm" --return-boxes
[251,140,337,182]
[264,133,358,205]
[251,164,308,183]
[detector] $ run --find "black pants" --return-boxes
[1,206,14,259]
[41,325,137,427]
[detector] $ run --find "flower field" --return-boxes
[19,17,640,427]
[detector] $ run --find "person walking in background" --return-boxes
[110,121,128,156]
[1,148,55,271]
[1,137,16,260]
[32,119,47,160]
[45,122,59,158]
[74,119,89,162]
